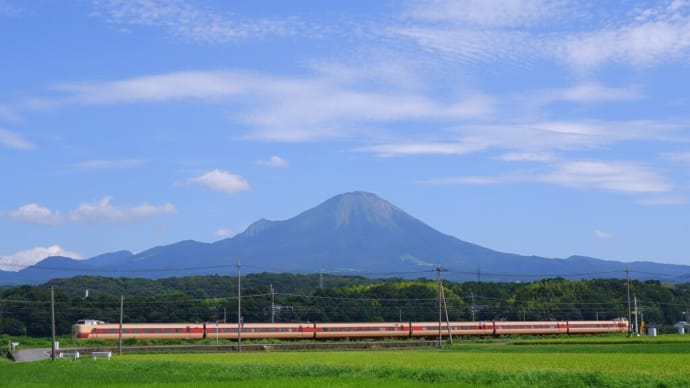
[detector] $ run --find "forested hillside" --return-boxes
[1,274,689,337]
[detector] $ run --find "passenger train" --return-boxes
[73,318,629,340]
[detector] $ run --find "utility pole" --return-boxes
[633,296,640,336]
[118,295,124,355]
[237,261,242,352]
[319,268,324,289]
[470,290,476,322]
[270,284,275,324]
[626,267,632,336]
[50,286,56,361]
[440,280,453,345]
[435,265,447,347]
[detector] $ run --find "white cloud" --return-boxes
[0,128,35,150]
[421,160,672,194]
[403,0,566,27]
[189,169,250,194]
[554,1,690,69]
[215,228,234,238]
[499,152,555,162]
[396,1,690,70]
[394,0,570,65]
[4,197,177,225]
[0,245,82,272]
[539,161,672,193]
[54,70,250,104]
[663,151,690,162]
[44,70,495,142]
[91,0,297,42]
[257,156,288,168]
[72,159,146,169]
[537,82,642,104]
[68,196,177,224]
[357,141,487,157]
[558,22,690,69]
[7,203,62,225]
[359,119,679,158]
[594,230,613,239]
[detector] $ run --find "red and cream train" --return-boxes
[73,318,629,340]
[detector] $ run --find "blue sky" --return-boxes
[2,0,690,271]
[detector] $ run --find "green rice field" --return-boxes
[4,336,690,387]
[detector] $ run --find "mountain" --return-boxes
[2,191,690,285]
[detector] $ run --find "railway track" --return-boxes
[62,340,441,355]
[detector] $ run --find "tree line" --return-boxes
[1,274,690,337]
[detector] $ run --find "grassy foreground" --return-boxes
[4,338,690,387]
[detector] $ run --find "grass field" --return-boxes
[4,336,690,387]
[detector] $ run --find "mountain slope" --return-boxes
[2,191,689,284]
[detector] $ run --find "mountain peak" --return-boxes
[324,191,398,229]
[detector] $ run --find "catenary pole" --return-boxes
[237,261,241,352]
[118,295,123,355]
[626,267,632,336]
[50,286,56,361]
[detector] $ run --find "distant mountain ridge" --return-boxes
[2,191,689,285]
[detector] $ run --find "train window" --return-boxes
[155,329,161,333]
[109,329,117,334]
[165,328,172,333]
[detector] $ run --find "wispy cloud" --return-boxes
[498,152,556,162]
[395,0,690,70]
[360,119,680,158]
[188,169,250,194]
[0,245,82,271]
[0,128,35,150]
[421,160,672,194]
[91,0,299,42]
[535,82,643,105]
[71,158,146,169]
[556,2,690,69]
[594,229,613,239]
[395,0,568,64]
[356,140,487,157]
[663,151,690,162]
[3,197,177,225]
[36,70,495,142]
[215,228,234,238]
[257,156,288,168]
[540,161,671,193]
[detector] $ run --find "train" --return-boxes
[73,318,629,340]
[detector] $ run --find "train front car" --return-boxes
[315,322,410,339]
[72,319,105,339]
[72,320,205,340]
